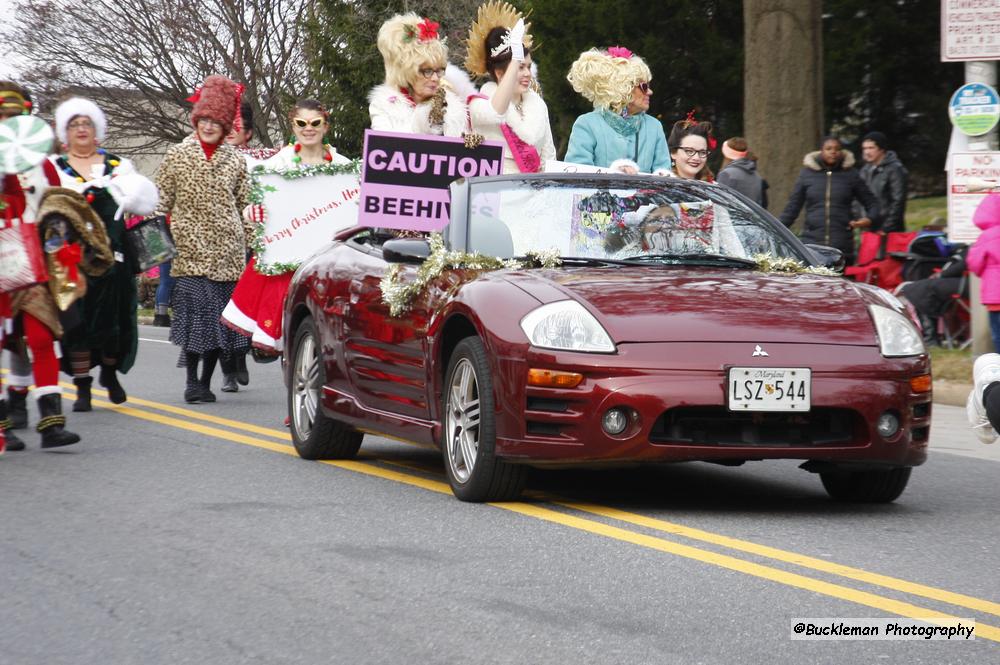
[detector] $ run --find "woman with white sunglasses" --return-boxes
[221,99,352,374]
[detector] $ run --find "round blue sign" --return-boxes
[949,83,1000,137]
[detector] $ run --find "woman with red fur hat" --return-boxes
[154,75,253,404]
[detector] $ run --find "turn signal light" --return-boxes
[527,368,583,388]
[909,374,932,393]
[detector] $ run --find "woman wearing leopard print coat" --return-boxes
[154,75,253,404]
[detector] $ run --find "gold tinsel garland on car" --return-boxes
[380,233,561,316]
[751,254,840,276]
[381,243,837,317]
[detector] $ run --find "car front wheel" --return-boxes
[288,316,362,460]
[442,337,526,502]
[820,467,911,503]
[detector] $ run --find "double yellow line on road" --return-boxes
[48,380,1000,643]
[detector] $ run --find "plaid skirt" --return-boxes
[170,276,250,358]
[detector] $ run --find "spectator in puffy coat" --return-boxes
[717,137,768,207]
[855,131,908,233]
[968,193,1000,353]
[779,136,880,263]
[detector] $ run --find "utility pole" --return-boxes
[966,61,999,356]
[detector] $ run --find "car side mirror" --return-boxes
[383,237,431,264]
[804,244,845,272]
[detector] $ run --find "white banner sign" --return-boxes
[941,0,1000,62]
[948,152,1000,243]
[256,172,361,270]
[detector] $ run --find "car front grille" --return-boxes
[649,406,866,447]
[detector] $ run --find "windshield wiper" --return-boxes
[621,253,758,268]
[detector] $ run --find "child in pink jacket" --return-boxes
[968,193,1000,352]
[966,193,1000,443]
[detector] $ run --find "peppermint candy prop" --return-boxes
[0,115,54,174]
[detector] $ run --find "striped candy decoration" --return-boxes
[0,115,54,174]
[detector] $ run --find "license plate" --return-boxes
[728,367,811,412]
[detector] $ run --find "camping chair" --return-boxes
[938,272,971,350]
[844,231,917,291]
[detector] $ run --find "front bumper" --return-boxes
[493,342,931,468]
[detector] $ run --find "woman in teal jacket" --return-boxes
[564,46,671,175]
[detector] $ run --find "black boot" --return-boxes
[99,364,127,404]
[36,393,80,449]
[73,377,93,412]
[7,387,28,429]
[235,352,249,386]
[0,400,26,451]
[220,354,238,393]
[183,353,214,403]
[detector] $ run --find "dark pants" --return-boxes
[156,260,174,308]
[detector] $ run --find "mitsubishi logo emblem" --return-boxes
[752,345,769,357]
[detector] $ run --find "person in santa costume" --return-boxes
[368,13,467,138]
[464,2,555,174]
[49,97,148,411]
[155,75,252,404]
[220,99,352,376]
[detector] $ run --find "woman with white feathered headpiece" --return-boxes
[464,1,555,174]
[368,13,467,137]
[49,96,158,411]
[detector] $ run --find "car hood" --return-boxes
[503,267,878,345]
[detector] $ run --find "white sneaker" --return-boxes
[968,353,1000,444]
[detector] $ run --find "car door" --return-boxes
[340,238,434,424]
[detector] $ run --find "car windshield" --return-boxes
[465,177,806,264]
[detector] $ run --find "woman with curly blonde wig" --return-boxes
[368,13,466,137]
[564,47,670,175]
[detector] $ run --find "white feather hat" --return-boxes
[54,97,107,145]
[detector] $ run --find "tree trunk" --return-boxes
[744,0,823,224]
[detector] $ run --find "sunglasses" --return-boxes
[293,117,325,128]
[636,82,651,94]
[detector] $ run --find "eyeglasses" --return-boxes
[418,67,447,79]
[293,117,324,128]
[678,146,710,159]
[196,118,222,128]
[635,82,651,94]
[67,119,94,129]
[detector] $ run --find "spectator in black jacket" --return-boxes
[856,131,908,233]
[779,136,881,264]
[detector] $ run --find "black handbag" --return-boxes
[124,215,175,274]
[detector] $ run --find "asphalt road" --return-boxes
[2,325,999,664]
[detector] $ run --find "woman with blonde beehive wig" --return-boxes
[368,13,467,137]
[564,47,671,175]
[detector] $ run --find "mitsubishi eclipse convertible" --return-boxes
[282,173,931,503]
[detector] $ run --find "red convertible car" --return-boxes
[282,174,931,503]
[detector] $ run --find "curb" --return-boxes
[933,380,969,407]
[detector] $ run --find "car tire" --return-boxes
[820,467,911,503]
[442,337,527,502]
[288,316,362,460]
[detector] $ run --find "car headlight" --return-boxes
[520,300,616,353]
[869,305,925,357]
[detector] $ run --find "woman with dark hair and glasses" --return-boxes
[221,99,352,373]
[667,115,716,182]
[368,13,466,137]
[564,46,671,175]
[464,1,555,174]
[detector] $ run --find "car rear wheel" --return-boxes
[820,467,911,503]
[442,337,527,502]
[288,316,362,460]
